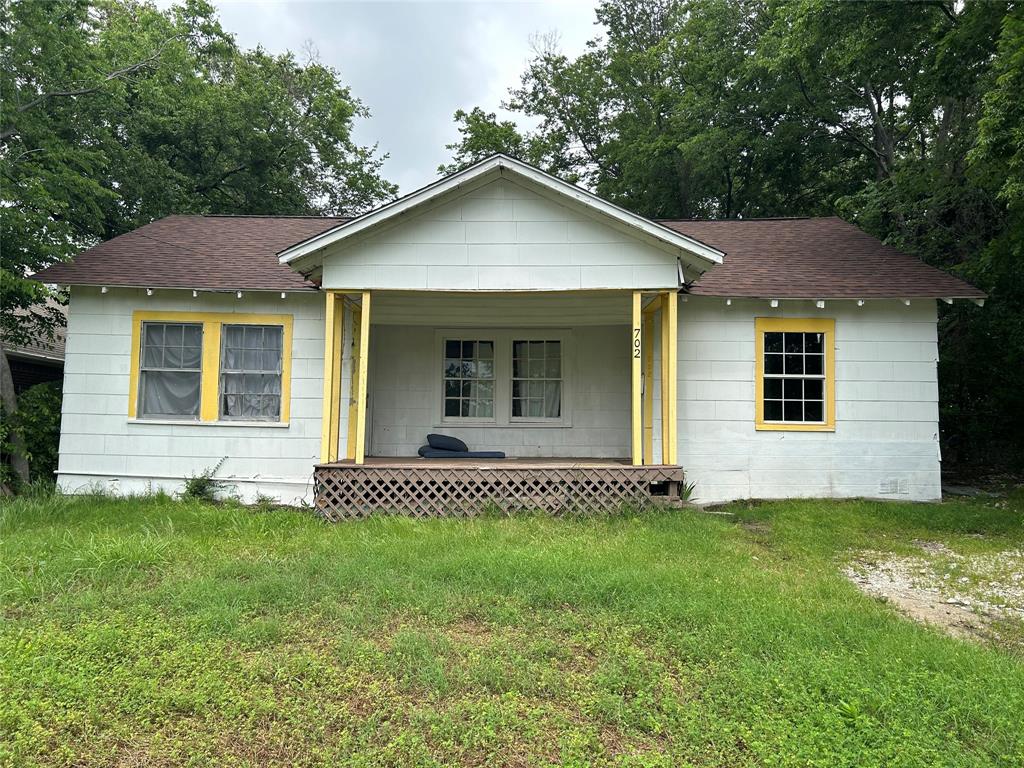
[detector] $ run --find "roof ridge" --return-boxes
[201,214,350,220]
[657,216,822,222]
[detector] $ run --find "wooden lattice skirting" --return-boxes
[314,462,685,520]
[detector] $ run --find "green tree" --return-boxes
[0,0,396,486]
[445,0,1023,469]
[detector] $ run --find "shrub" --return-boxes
[1,381,62,490]
[182,457,227,502]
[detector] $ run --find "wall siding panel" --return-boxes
[321,178,680,291]
[55,288,328,504]
[677,297,942,503]
[368,323,631,458]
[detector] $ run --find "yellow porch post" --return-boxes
[631,291,643,466]
[642,300,658,465]
[319,292,343,464]
[353,291,371,465]
[661,291,678,465]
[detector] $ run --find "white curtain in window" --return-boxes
[140,371,201,418]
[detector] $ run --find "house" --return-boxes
[2,302,66,393]
[33,155,985,514]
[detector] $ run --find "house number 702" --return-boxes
[633,327,641,358]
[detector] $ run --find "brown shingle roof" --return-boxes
[1,300,66,361]
[34,213,984,300]
[662,217,985,299]
[33,215,349,292]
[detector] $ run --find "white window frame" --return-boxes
[433,329,572,428]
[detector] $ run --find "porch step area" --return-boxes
[314,457,685,520]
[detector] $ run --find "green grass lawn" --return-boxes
[1,491,1022,767]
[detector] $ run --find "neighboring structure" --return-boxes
[2,303,66,393]
[34,155,985,512]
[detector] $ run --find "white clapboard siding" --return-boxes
[367,324,631,458]
[56,288,331,504]
[321,177,680,291]
[676,297,941,503]
[370,290,634,327]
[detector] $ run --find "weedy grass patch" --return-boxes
[0,491,1022,766]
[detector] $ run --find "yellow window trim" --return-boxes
[128,310,293,423]
[754,317,835,432]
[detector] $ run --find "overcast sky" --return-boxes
[211,0,599,193]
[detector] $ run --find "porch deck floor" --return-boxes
[318,457,679,470]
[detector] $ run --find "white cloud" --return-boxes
[210,0,598,193]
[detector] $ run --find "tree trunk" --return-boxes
[0,345,31,487]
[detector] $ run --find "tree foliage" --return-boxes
[1,0,396,347]
[0,0,396,484]
[445,0,1023,469]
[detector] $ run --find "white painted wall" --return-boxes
[54,289,943,507]
[367,323,631,458]
[677,297,942,503]
[56,288,330,505]
[320,177,681,291]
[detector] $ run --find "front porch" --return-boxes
[314,457,685,520]
[314,289,682,518]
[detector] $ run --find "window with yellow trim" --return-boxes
[129,311,293,424]
[754,318,835,431]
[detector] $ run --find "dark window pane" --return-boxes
[164,324,184,348]
[783,400,803,421]
[784,333,803,353]
[805,333,823,354]
[764,354,783,374]
[445,360,460,377]
[444,399,460,417]
[512,399,524,417]
[804,401,824,422]
[144,324,164,347]
[461,360,476,377]
[461,380,472,397]
[445,340,460,358]
[460,399,470,417]
[462,341,475,358]
[143,346,163,368]
[784,354,803,374]
[805,355,823,376]
[783,379,803,399]
[764,378,783,399]
[513,341,528,359]
[445,380,460,397]
[764,333,783,353]
[804,379,823,400]
[764,400,783,421]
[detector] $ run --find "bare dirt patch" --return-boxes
[844,543,1024,643]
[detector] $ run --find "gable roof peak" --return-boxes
[276,153,726,269]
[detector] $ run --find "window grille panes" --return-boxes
[512,340,562,419]
[443,339,495,418]
[220,325,284,420]
[138,322,203,418]
[762,331,825,423]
